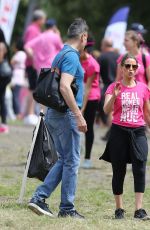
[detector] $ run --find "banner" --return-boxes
[0,0,20,44]
[104,7,130,54]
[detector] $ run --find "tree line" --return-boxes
[13,0,150,48]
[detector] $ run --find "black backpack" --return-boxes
[33,50,78,113]
[27,112,58,181]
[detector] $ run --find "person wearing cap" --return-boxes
[130,23,147,35]
[80,36,101,168]
[130,23,149,55]
[23,9,46,125]
[24,18,63,73]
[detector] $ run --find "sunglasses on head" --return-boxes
[124,63,138,70]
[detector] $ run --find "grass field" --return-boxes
[1,124,150,230]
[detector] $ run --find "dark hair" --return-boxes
[16,38,24,51]
[0,28,6,43]
[85,33,95,53]
[121,53,138,66]
[67,18,88,39]
[125,30,141,48]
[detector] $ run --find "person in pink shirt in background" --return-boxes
[80,37,101,168]
[116,30,150,88]
[100,54,150,220]
[25,19,63,73]
[23,9,46,125]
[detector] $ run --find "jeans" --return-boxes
[32,108,81,211]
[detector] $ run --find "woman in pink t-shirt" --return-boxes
[100,54,150,220]
[80,38,101,168]
[116,30,150,88]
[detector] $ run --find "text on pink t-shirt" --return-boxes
[105,81,150,127]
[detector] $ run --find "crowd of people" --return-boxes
[1,9,150,220]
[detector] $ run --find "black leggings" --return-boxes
[112,160,146,195]
[0,78,9,124]
[84,100,98,159]
[109,125,148,195]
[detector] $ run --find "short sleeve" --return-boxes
[61,53,79,77]
[12,51,26,63]
[87,62,100,77]
[12,52,20,62]
[117,55,123,64]
[105,83,115,95]
[145,54,150,68]
[144,85,150,101]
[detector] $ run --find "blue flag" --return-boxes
[104,6,130,53]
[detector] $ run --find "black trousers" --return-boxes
[12,85,21,115]
[84,100,99,159]
[100,124,148,195]
[0,78,10,124]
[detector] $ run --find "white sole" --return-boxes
[28,203,54,217]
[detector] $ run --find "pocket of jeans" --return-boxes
[67,112,78,130]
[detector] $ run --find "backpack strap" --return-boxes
[51,49,76,72]
[142,53,148,82]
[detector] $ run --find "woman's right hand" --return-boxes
[113,82,122,98]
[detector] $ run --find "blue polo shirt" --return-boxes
[52,44,84,108]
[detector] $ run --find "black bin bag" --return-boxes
[27,112,58,181]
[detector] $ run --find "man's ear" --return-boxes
[80,34,84,43]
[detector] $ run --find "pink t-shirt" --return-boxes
[81,54,101,100]
[24,23,41,66]
[117,53,150,85]
[25,30,63,73]
[105,81,150,127]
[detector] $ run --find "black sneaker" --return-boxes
[115,208,125,219]
[58,210,85,219]
[28,198,54,217]
[134,209,150,220]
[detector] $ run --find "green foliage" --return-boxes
[12,0,150,48]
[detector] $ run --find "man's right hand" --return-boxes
[75,113,87,133]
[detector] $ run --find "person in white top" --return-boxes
[11,38,27,119]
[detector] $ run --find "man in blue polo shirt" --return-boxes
[28,18,88,219]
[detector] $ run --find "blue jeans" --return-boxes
[32,108,81,211]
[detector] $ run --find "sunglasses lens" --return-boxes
[125,64,130,69]
[124,64,138,70]
[132,65,138,70]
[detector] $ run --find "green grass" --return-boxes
[1,125,150,229]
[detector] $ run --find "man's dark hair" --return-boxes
[67,18,88,39]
